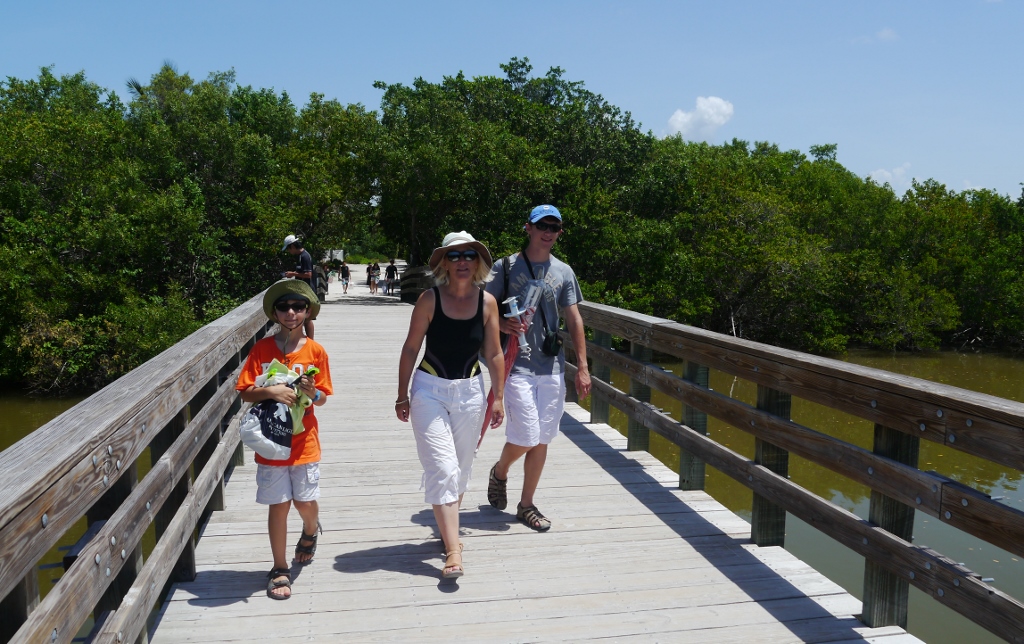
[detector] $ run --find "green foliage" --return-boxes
[0,66,370,393]
[3,61,1022,394]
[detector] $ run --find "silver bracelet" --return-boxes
[395,398,410,406]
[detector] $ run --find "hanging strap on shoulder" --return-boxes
[519,252,554,333]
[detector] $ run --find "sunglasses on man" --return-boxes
[531,221,563,233]
[275,301,309,312]
[445,249,479,262]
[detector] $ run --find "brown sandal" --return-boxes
[294,520,322,564]
[516,503,551,532]
[442,550,464,578]
[487,463,507,510]
[266,568,292,600]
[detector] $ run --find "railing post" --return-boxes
[680,361,709,490]
[0,570,40,642]
[564,340,579,403]
[590,331,612,424]
[151,408,197,585]
[862,424,919,628]
[751,385,790,546]
[194,375,224,527]
[627,341,652,451]
[85,460,143,620]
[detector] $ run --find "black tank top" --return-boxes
[418,287,484,380]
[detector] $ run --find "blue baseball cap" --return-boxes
[528,204,562,223]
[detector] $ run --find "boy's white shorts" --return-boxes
[256,462,321,505]
[504,373,565,447]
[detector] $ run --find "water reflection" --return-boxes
[581,349,1023,644]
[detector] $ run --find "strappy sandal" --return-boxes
[440,540,464,554]
[516,503,551,532]
[266,568,292,600]
[294,520,322,564]
[487,463,507,510]
[442,550,464,579]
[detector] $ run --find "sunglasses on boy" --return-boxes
[274,301,309,313]
[531,221,563,233]
[445,249,479,262]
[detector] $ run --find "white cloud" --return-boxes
[667,96,734,141]
[876,27,899,42]
[869,162,913,192]
[853,27,899,44]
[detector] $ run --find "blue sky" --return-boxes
[3,1,1021,198]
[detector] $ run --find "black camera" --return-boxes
[541,329,563,357]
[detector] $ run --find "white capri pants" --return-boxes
[409,370,486,505]
[505,373,566,447]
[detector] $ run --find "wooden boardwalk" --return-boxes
[149,273,922,643]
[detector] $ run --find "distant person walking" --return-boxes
[282,235,317,339]
[385,259,399,296]
[396,231,505,579]
[484,205,591,532]
[340,260,350,294]
[369,262,381,295]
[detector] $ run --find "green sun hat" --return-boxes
[263,279,320,322]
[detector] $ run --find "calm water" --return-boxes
[4,350,1023,642]
[582,349,1023,644]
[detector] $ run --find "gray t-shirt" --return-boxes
[485,253,583,376]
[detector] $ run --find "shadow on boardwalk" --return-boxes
[559,413,878,642]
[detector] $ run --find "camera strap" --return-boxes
[519,251,555,334]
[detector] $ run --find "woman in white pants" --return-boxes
[396,231,505,578]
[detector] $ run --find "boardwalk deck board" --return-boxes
[148,281,922,643]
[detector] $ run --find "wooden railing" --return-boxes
[0,294,270,644]
[563,301,1024,643]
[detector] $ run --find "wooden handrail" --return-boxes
[579,302,1024,470]
[567,301,1024,643]
[0,293,269,644]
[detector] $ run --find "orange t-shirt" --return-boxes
[236,336,333,466]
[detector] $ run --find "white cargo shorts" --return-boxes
[255,462,321,505]
[504,373,565,447]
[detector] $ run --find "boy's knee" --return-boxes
[268,500,292,515]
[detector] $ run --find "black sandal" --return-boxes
[266,568,292,600]
[516,503,551,532]
[294,520,322,564]
[487,463,507,510]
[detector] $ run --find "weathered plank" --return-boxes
[578,301,1024,471]
[571,336,1024,560]
[11,376,244,644]
[94,410,244,644]
[0,297,267,600]
[140,285,921,644]
[586,371,1024,642]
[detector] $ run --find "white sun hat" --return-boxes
[427,231,493,270]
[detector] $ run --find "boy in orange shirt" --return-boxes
[237,279,333,600]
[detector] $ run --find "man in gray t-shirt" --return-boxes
[483,205,592,532]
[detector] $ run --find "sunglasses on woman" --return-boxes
[445,249,479,262]
[532,221,563,233]
[275,301,309,312]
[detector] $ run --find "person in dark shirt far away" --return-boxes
[283,234,316,339]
